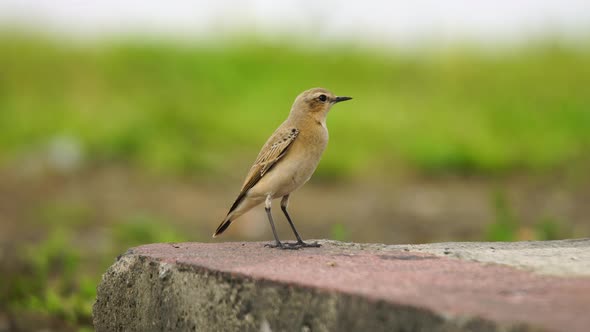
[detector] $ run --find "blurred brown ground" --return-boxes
[1,165,588,248]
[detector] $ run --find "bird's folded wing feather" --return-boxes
[227,127,299,214]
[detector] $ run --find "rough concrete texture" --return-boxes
[93,239,590,332]
[381,238,590,277]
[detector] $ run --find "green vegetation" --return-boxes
[1,35,589,177]
[486,190,572,241]
[1,214,188,330]
[330,223,350,242]
[486,190,520,241]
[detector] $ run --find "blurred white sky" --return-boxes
[0,0,589,46]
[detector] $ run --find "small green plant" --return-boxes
[486,190,519,241]
[330,223,350,242]
[535,217,571,240]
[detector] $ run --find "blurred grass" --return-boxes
[486,190,573,242]
[1,35,590,177]
[1,212,189,330]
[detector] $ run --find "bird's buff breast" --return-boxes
[252,132,327,198]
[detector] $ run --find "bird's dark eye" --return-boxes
[318,94,327,102]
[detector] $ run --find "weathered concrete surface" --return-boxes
[381,238,590,277]
[93,239,590,332]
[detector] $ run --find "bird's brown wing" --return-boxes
[227,127,299,214]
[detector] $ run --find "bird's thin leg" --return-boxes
[264,195,297,250]
[280,195,320,248]
[280,195,303,243]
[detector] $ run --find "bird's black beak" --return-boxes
[332,96,353,104]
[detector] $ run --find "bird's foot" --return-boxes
[264,242,300,250]
[284,241,321,249]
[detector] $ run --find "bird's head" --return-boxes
[290,87,352,120]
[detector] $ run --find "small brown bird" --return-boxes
[213,87,352,249]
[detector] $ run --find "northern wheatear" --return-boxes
[213,88,352,249]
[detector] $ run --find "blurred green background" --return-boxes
[1,18,590,332]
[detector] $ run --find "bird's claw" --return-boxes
[264,242,299,250]
[264,241,321,250]
[288,241,321,249]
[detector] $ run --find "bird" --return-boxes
[212,87,352,249]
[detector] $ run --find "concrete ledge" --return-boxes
[93,239,590,332]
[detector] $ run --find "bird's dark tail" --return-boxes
[212,218,232,238]
[213,190,248,238]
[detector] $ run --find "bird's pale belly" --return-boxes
[250,150,323,199]
[274,160,318,197]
